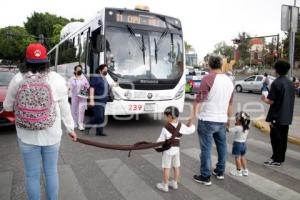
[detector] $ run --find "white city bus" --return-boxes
[48,6,186,115]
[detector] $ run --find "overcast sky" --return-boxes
[0,0,298,61]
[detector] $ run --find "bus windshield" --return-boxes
[106,27,183,80]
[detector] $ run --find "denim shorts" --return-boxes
[232,142,247,156]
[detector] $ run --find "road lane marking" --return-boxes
[182,148,300,200]
[142,153,241,200]
[247,138,300,161]
[59,165,88,200]
[226,143,300,180]
[96,158,164,200]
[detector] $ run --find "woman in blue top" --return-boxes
[85,64,109,136]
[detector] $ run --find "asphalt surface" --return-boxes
[0,92,300,200]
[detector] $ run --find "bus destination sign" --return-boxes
[116,13,166,28]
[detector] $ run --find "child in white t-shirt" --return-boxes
[228,111,250,176]
[156,106,195,192]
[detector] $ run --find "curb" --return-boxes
[252,119,300,146]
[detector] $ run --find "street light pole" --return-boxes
[288,0,298,78]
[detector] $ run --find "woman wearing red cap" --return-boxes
[3,43,77,200]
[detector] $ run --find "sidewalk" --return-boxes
[253,116,300,146]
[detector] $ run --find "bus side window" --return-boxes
[80,29,90,75]
[91,28,103,52]
[49,49,56,70]
[88,28,104,74]
[57,36,80,79]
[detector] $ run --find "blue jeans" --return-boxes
[18,139,60,200]
[197,120,227,178]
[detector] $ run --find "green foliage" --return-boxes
[184,41,193,53]
[283,32,300,61]
[24,12,69,49]
[0,26,35,63]
[24,12,83,49]
[0,12,84,63]
[213,41,234,60]
[237,32,251,66]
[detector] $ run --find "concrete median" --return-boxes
[252,119,300,146]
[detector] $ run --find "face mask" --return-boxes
[102,71,108,76]
[76,71,82,76]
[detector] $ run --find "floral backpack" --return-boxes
[14,72,56,130]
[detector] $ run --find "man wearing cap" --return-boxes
[3,43,77,200]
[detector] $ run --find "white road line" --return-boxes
[226,143,300,180]
[247,138,300,161]
[182,148,300,200]
[59,165,88,200]
[142,153,241,200]
[96,158,164,200]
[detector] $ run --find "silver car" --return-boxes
[235,75,275,93]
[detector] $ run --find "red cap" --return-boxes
[26,43,49,63]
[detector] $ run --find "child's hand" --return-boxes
[187,117,194,126]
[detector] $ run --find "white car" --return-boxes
[235,75,275,93]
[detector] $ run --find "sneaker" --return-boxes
[168,180,178,190]
[264,160,281,167]
[242,169,249,176]
[193,175,212,186]
[263,159,274,165]
[212,169,225,180]
[230,169,243,177]
[78,123,85,131]
[156,183,169,192]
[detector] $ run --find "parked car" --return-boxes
[185,70,209,94]
[0,68,16,126]
[235,75,275,93]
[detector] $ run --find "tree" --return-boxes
[51,24,64,46]
[203,54,209,63]
[213,41,234,60]
[24,12,83,49]
[184,41,193,53]
[236,32,251,66]
[283,32,300,62]
[0,26,35,63]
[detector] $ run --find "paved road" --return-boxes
[1,93,300,200]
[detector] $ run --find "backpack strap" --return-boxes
[155,123,182,153]
[22,72,48,80]
[164,122,182,138]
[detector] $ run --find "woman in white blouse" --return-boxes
[3,43,77,200]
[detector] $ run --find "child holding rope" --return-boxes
[156,106,195,192]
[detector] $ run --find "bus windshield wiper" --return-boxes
[154,28,170,64]
[154,38,158,64]
[126,25,146,65]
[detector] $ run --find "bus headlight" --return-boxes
[112,90,122,101]
[124,90,133,100]
[174,85,185,100]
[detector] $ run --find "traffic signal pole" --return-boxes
[288,0,297,78]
